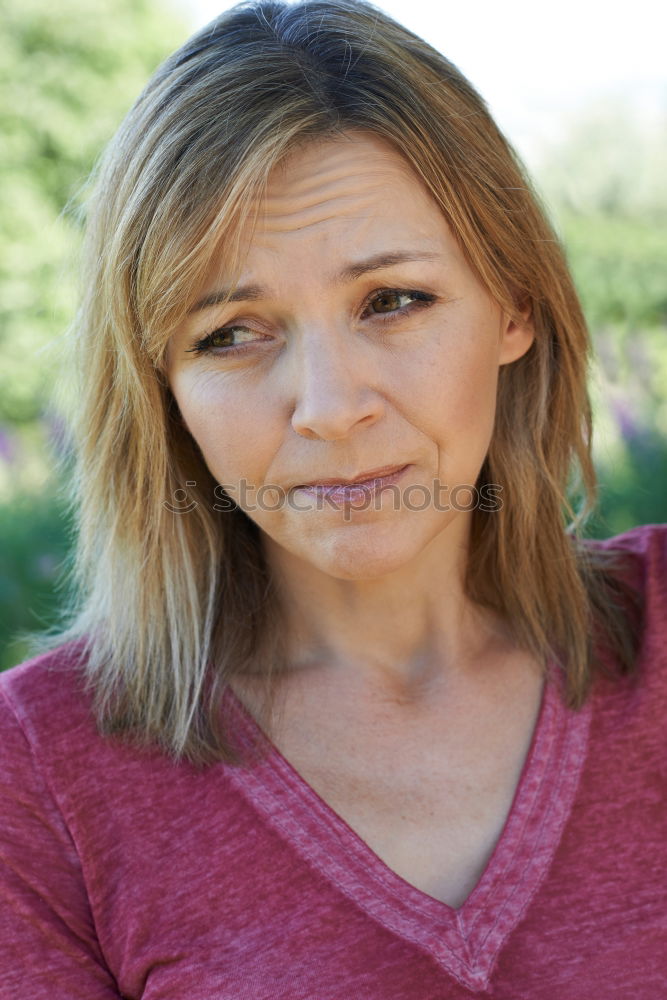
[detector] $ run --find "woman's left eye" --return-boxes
[362,288,436,319]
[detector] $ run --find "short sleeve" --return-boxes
[0,687,121,999]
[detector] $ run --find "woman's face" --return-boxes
[166,132,534,580]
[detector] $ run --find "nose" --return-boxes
[289,328,384,441]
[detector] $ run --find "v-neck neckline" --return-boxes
[222,665,592,991]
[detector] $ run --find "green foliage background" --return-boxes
[0,0,186,667]
[1,0,666,670]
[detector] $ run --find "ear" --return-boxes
[498,301,535,366]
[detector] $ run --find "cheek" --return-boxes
[397,320,500,441]
[448,351,499,426]
[171,373,279,485]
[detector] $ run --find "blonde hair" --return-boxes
[41,0,641,764]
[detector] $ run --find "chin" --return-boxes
[307,529,423,581]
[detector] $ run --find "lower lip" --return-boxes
[296,465,410,505]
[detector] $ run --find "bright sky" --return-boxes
[171,0,667,165]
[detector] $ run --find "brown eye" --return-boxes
[186,324,266,357]
[362,289,436,324]
[370,291,403,313]
[207,330,234,347]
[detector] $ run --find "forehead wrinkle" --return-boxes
[257,189,381,236]
[258,150,419,236]
[269,136,403,191]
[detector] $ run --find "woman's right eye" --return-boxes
[185,326,265,357]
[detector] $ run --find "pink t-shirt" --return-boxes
[1,524,666,999]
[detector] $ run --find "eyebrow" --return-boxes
[189,250,442,313]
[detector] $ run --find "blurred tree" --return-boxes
[0,0,185,664]
[537,100,667,223]
[0,490,74,670]
[533,99,667,535]
[0,0,185,424]
[536,99,667,329]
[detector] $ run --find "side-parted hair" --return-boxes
[42,0,641,764]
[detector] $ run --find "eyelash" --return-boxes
[185,288,437,359]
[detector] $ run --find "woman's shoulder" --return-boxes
[0,638,161,785]
[584,524,667,704]
[0,640,114,804]
[0,638,204,831]
[583,522,667,605]
[0,639,93,741]
[583,521,667,562]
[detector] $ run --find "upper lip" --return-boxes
[297,464,408,488]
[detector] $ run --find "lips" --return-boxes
[297,464,408,489]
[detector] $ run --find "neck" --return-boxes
[262,520,512,703]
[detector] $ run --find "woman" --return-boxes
[1,1,664,996]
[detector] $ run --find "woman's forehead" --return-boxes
[199,133,457,288]
[260,132,423,222]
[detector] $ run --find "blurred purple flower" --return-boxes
[42,409,74,460]
[610,396,645,445]
[34,553,59,581]
[0,425,18,465]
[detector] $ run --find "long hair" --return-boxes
[39,0,641,764]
